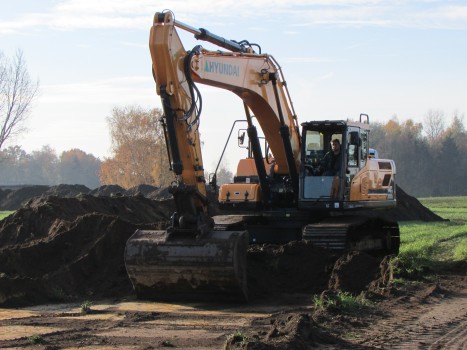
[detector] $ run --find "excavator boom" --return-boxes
[124,11,253,301]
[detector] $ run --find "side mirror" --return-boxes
[238,131,246,146]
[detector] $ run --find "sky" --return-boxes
[1,0,467,173]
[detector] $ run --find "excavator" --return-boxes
[124,10,400,301]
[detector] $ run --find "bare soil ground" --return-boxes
[0,185,465,349]
[0,272,465,349]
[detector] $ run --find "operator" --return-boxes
[319,138,342,198]
[321,139,342,176]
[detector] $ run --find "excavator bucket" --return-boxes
[124,229,248,302]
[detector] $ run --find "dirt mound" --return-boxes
[394,186,444,221]
[88,184,126,197]
[327,251,382,294]
[44,184,91,197]
[0,189,11,206]
[0,184,443,224]
[0,184,170,211]
[125,184,159,197]
[0,195,172,306]
[226,312,343,349]
[147,186,173,200]
[367,186,444,222]
[247,241,334,298]
[0,185,49,210]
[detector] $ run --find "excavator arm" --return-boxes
[149,12,210,235]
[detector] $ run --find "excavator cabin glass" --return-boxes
[299,120,371,209]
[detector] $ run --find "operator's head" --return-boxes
[331,139,340,154]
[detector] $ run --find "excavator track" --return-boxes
[302,215,400,254]
[124,229,249,302]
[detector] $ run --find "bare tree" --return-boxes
[0,50,39,150]
[423,109,445,143]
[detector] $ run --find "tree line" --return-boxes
[370,110,466,197]
[1,103,465,197]
[0,146,102,189]
[2,104,466,196]
[2,49,465,197]
[0,106,233,190]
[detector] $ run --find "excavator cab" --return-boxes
[302,126,344,200]
[299,116,397,211]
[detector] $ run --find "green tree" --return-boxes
[371,118,431,196]
[444,111,466,150]
[0,145,58,185]
[433,135,464,196]
[28,146,59,185]
[59,149,101,188]
[0,145,29,184]
[0,145,102,187]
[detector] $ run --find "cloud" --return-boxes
[39,76,155,105]
[409,4,467,29]
[1,0,467,34]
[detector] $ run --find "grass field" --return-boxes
[0,211,13,221]
[398,196,467,274]
[418,196,467,222]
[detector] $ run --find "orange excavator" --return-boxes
[124,10,399,301]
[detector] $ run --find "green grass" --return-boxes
[419,196,467,223]
[27,334,43,344]
[418,196,467,208]
[80,300,93,314]
[0,211,14,220]
[396,196,467,276]
[313,291,371,312]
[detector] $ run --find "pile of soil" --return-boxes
[0,195,173,306]
[247,242,335,298]
[367,186,444,222]
[0,184,442,307]
[0,184,162,210]
[226,312,344,349]
[0,185,50,211]
[0,184,444,222]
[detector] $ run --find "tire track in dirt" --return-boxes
[395,291,467,350]
[352,281,467,349]
[427,321,467,349]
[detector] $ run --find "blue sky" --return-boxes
[1,1,466,172]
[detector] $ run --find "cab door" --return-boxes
[346,127,370,196]
[346,127,361,197]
